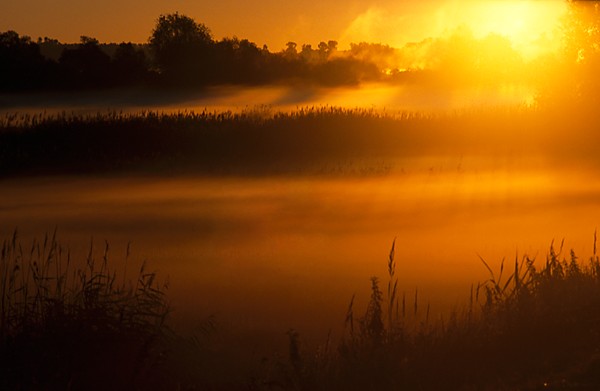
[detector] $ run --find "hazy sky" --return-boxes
[2,0,566,51]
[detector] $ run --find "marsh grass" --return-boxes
[263,235,600,391]
[0,230,182,390]
[5,229,600,390]
[0,105,558,178]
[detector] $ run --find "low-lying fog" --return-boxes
[2,83,599,353]
[0,83,535,116]
[2,159,598,348]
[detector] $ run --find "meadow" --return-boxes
[2,105,600,389]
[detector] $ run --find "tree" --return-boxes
[552,0,600,104]
[111,42,148,85]
[562,0,600,64]
[301,44,318,62]
[212,37,268,83]
[148,12,213,84]
[0,30,53,90]
[317,41,338,61]
[284,42,298,58]
[327,40,338,53]
[58,36,111,88]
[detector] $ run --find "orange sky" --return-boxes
[1,0,566,54]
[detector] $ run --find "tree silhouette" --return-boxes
[562,0,600,64]
[149,13,213,85]
[111,42,149,85]
[551,0,600,104]
[214,37,268,83]
[284,42,298,58]
[0,13,390,91]
[327,40,338,53]
[301,44,316,62]
[58,36,111,88]
[317,41,338,61]
[0,31,51,90]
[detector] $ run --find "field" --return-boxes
[2,105,600,389]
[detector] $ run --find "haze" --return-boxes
[2,0,566,56]
[5,0,600,388]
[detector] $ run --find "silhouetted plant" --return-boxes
[149,12,214,85]
[272,234,600,391]
[0,230,172,390]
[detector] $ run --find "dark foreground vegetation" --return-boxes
[3,231,600,390]
[0,231,225,391]
[0,231,171,390]
[274,238,600,391]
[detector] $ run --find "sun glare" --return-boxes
[340,0,567,60]
[465,0,567,58]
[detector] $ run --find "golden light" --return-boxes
[340,0,568,60]
[464,0,568,59]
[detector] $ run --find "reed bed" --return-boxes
[4,230,600,389]
[263,236,600,391]
[0,230,176,390]
[0,105,554,178]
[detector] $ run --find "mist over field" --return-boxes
[4,1,600,389]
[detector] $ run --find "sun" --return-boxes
[340,0,568,60]
[464,0,568,59]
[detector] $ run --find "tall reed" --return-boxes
[267,234,600,391]
[0,230,172,390]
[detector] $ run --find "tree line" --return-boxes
[2,5,600,97]
[0,13,383,92]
